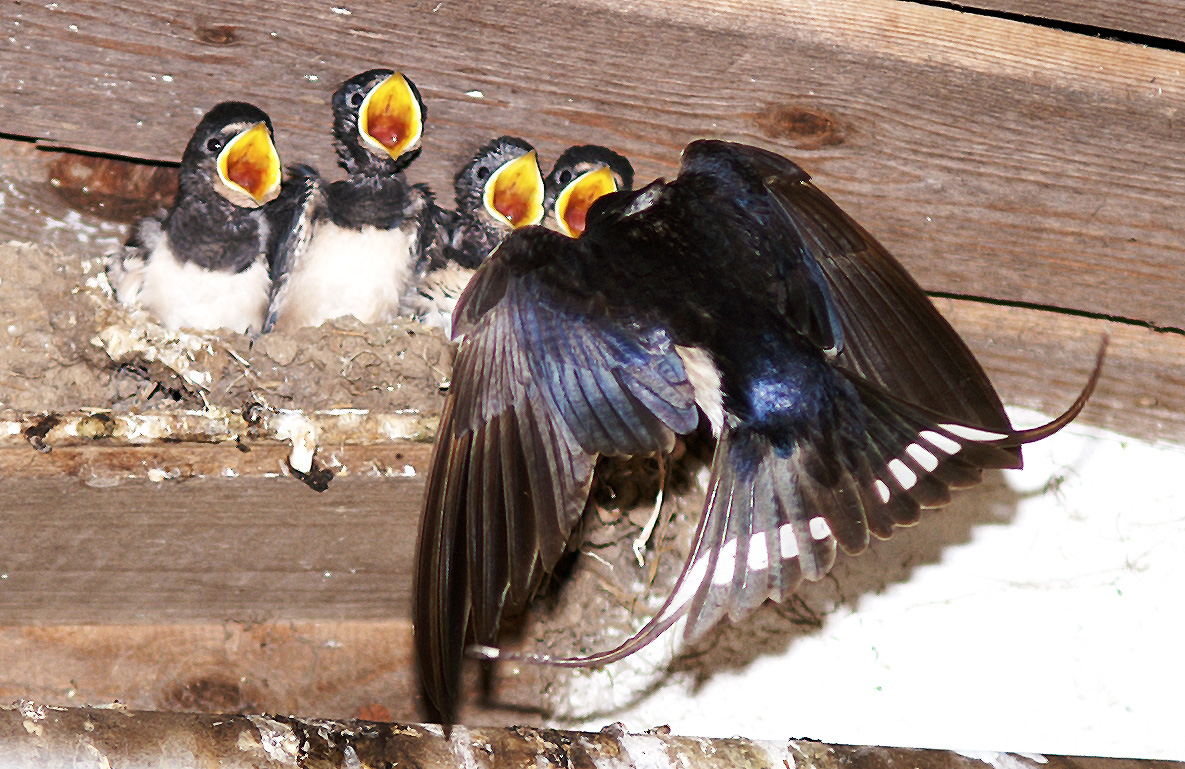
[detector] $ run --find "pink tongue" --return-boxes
[367,113,404,149]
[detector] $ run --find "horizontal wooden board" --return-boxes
[0,621,541,726]
[949,1,1185,44]
[2,0,1185,330]
[0,300,1177,626]
[0,702,1171,769]
[0,472,425,623]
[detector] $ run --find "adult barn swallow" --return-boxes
[265,69,439,332]
[108,102,281,334]
[544,144,633,237]
[405,137,545,334]
[412,139,1105,724]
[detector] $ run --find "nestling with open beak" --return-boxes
[266,69,443,332]
[544,144,634,237]
[108,102,281,334]
[404,136,546,335]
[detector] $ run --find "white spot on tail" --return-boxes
[920,429,962,455]
[668,557,710,615]
[712,538,737,585]
[905,443,939,472]
[874,479,891,503]
[779,525,798,559]
[809,517,831,540]
[888,458,918,490]
[747,533,770,571]
[939,423,1008,442]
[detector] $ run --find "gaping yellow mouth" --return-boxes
[218,122,281,204]
[358,73,423,161]
[554,165,618,237]
[484,150,545,228]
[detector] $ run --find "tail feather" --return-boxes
[478,335,1107,668]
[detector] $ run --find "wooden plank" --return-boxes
[939,299,1185,443]
[2,703,1175,769]
[0,473,425,623]
[944,1,1185,44]
[0,303,1174,627]
[0,622,541,725]
[0,442,433,479]
[0,139,135,265]
[1,0,1184,330]
[0,299,1177,627]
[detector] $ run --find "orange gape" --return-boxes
[221,122,279,202]
[494,177,534,226]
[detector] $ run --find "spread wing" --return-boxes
[683,140,1015,439]
[519,340,1103,669]
[263,164,323,333]
[413,228,700,724]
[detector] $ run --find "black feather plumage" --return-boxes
[412,140,1105,725]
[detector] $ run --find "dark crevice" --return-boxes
[904,0,1185,54]
[927,290,1185,337]
[0,131,177,167]
[0,131,40,145]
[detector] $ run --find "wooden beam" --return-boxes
[939,1,1185,43]
[0,702,1177,769]
[0,299,1178,626]
[2,0,1184,330]
[0,471,425,623]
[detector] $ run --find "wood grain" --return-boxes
[949,1,1185,43]
[0,621,541,725]
[0,303,1177,628]
[0,703,1170,769]
[0,474,424,623]
[1,0,1184,329]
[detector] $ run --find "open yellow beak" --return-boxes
[359,72,423,161]
[484,150,545,228]
[554,165,618,237]
[218,122,281,204]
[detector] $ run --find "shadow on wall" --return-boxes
[667,470,1026,689]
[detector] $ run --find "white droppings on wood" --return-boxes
[955,752,1050,769]
[242,714,300,765]
[270,411,318,473]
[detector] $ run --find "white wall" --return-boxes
[559,410,1185,760]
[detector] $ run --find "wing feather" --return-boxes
[413,231,699,723]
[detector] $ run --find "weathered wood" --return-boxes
[949,1,1185,43]
[0,442,433,479]
[938,299,1185,443]
[2,0,1185,329]
[0,623,427,722]
[0,299,1175,625]
[1,702,1177,769]
[0,621,546,725]
[0,473,426,623]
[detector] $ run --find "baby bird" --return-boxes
[266,69,439,332]
[406,136,545,335]
[544,144,634,237]
[109,102,281,334]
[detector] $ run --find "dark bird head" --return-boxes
[331,69,425,175]
[454,136,545,235]
[182,101,281,208]
[544,145,633,237]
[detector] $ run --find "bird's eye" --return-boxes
[557,169,572,186]
[350,91,365,108]
[476,166,491,181]
[206,136,222,153]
